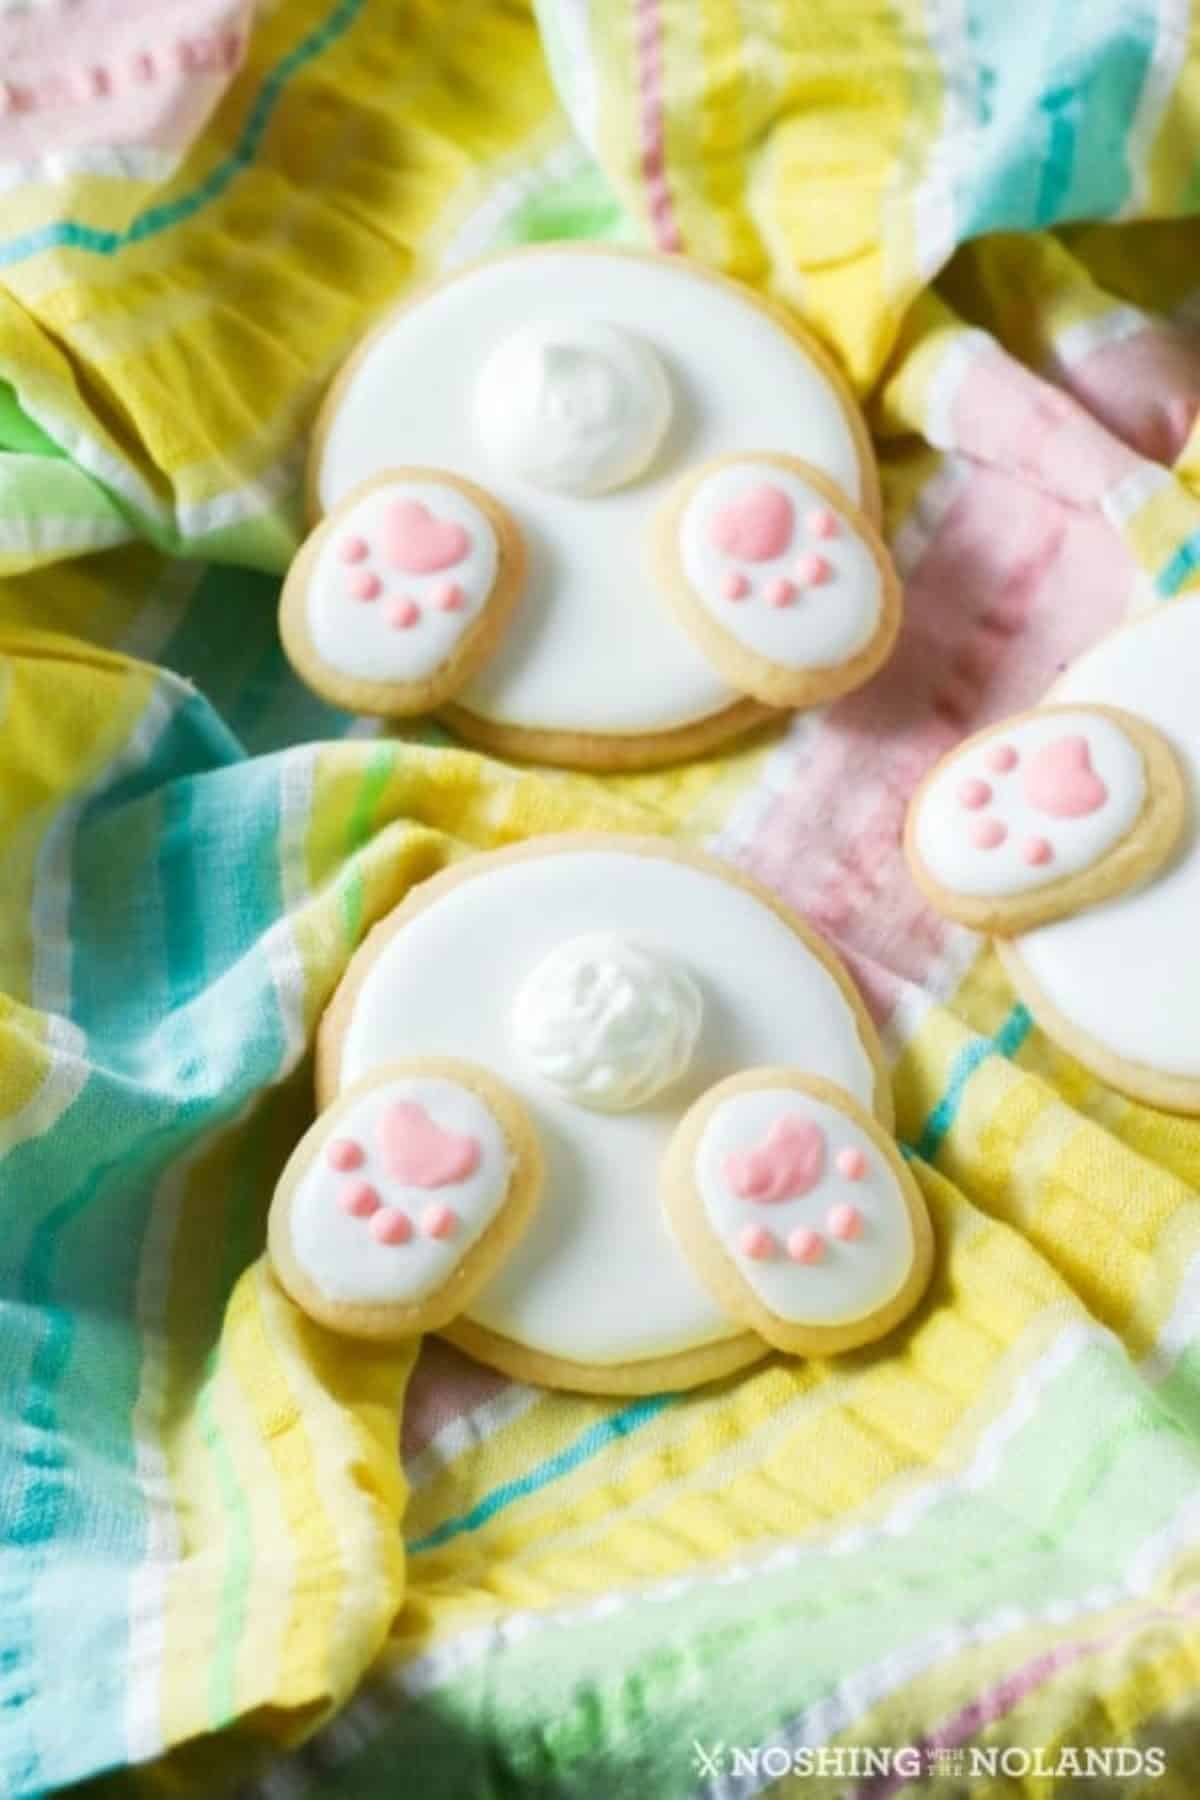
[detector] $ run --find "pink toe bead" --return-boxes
[985,743,1018,774]
[958,778,991,810]
[722,571,750,602]
[1023,836,1054,866]
[349,570,381,601]
[131,51,156,83]
[969,817,1007,849]
[389,598,421,630]
[835,1147,868,1181]
[180,36,218,72]
[338,535,369,564]
[794,552,831,587]
[786,1228,824,1264]
[339,1181,381,1219]
[806,508,840,540]
[79,66,112,101]
[326,1138,364,1172]
[435,582,466,612]
[739,1224,777,1261]
[767,578,797,608]
[828,1202,863,1240]
[422,1204,458,1240]
[370,1207,413,1245]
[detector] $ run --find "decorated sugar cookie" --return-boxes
[303,245,890,768]
[654,454,901,708]
[279,470,525,716]
[268,1059,542,1339]
[316,836,898,1394]
[905,592,1200,1112]
[906,706,1185,934]
[994,599,1200,1112]
[662,1070,933,1355]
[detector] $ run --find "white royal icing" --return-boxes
[474,318,671,498]
[315,248,867,737]
[289,1077,511,1306]
[678,464,882,669]
[336,848,879,1366]
[696,1089,914,1325]
[307,479,498,684]
[1012,601,1200,1076]
[511,932,702,1112]
[913,711,1145,898]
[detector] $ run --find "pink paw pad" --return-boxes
[388,599,421,630]
[179,37,219,73]
[349,570,381,602]
[786,1227,824,1264]
[726,1115,826,1203]
[710,484,794,562]
[338,536,369,564]
[370,1207,413,1245]
[722,570,751,602]
[435,582,466,612]
[79,66,112,100]
[969,817,1007,850]
[339,1181,381,1219]
[985,743,1018,774]
[806,508,840,540]
[381,499,471,574]
[958,778,991,810]
[828,1202,863,1240]
[1024,734,1107,818]
[422,1204,459,1240]
[739,1224,777,1261]
[835,1147,868,1181]
[378,1100,481,1188]
[326,1138,365,1172]
[1023,836,1053,866]
[767,578,797,608]
[794,552,831,587]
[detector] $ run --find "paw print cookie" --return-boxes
[268,1058,542,1339]
[304,245,889,768]
[906,706,1185,934]
[662,1070,933,1355]
[279,470,526,717]
[654,454,901,709]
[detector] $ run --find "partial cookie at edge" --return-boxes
[905,705,1186,936]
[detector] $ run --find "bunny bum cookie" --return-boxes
[306,245,886,769]
[992,597,1200,1112]
[663,1071,933,1356]
[279,471,525,717]
[905,705,1186,935]
[268,1060,542,1339]
[653,454,900,709]
[316,836,895,1394]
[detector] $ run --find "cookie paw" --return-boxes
[268,1058,542,1339]
[653,453,900,709]
[905,705,1186,934]
[662,1069,933,1355]
[280,469,526,717]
